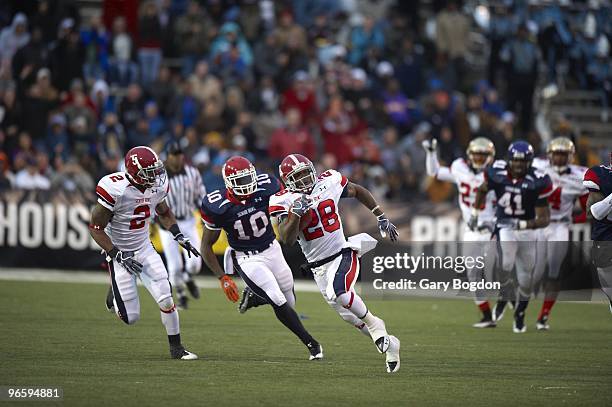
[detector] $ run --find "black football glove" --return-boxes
[109,249,143,276]
[174,233,201,258]
[377,213,399,241]
[467,214,479,231]
[291,194,312,217]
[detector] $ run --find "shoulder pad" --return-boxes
[96,172,128,210]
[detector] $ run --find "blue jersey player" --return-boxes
[198,156,323,360]
[583,152,612,315]
[471,141,552,333]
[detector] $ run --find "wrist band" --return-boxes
[371,205,380,214]
[518,220,528,230]
[376,212,386,220]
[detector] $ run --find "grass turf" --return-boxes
[1,280,611,406]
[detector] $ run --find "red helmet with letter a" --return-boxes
[222,156,258,197]
[124,146,166,188]
[279,154,317,193]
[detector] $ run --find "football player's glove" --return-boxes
[477,221,495,234]
[291,194,312,217]
[174,233,201,258]
[467,214,479,231]
[421,138,438,152]
[220,275,240,302]
[377,214,399,241]
[497,218,519,230]
[109,249,143,276]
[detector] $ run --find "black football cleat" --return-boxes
[170,345,198,360]
[185,278,200,299]
[238,287,267,314]
[536,315,550,331]
[307,341,323,360]
[105,286,115,313]
[513,310,526,333]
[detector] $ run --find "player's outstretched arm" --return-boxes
[89,203,114,253]
[200,226,239,302]
[587,191,612,220]
[156,200,200,257]
[422,138,455,182]
[344,182,398,241]
[468,183,488,230]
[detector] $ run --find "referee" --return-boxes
[159,142,206,309]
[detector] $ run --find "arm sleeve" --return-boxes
[96,178,117,212]
[583,168,601,192]
[425,150,455,183]
[591,193,612,220]
[269,194,290,218]
[538,175,554,200]
[199,202,221,230]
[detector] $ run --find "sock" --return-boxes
[477,301,492,320]
[168,333,181,347]
[273,303,315,346]
[538,299,556,320]
[336,292,368,319]
[160,305,180,336]
[515,300,529,316]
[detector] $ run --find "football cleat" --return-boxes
[238,287,266,314]
[513,311,527,333]
[185,278,200,299]
[307,341,323,360]
[609,300,612,315]
[493,301,507,322]
[472,317,496,328]
[105,286,115,313]
[385,335,401,373]
[536,315,550,331]
[170,346,198,360]
[177,294,188,310]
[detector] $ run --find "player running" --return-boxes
[532,137,588,330]
[268,154,401,373]
[158,142,206,310]
[199,156,323,361]
[89,146,199,360]
[583,152,612,315]
[470,141,552,333]
[423,137,498,328]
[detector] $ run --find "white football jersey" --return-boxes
[532,158,588,222]
[96,172,169,252]
[437,158,496,224]
[269,169,348,262]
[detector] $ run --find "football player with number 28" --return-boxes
[89,146,199,360]
[471,141,552,333]
[199,156,323,361]
[423,137,499,328]
[531,137,588,330]
[269,154,401,373]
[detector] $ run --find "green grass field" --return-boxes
[1,279,611,406]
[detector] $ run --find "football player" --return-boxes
[470,141,552,333]
[532,137,588,330]
[199,156,323,361]
[583,152,612,315]
[423,137,498,328]
[269,154,401,373]
[89,146,199,360]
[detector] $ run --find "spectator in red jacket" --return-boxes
[280,70,318,126]
[268,108,316,161]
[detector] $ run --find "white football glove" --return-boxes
[421,138,438,152]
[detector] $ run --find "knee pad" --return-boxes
[158,296,175,312]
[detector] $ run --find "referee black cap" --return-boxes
[167,141,183,155]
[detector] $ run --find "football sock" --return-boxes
[160,305,180,336]
[515,300,529,316]
[168,333,181,347]
[283,288,296,308]
[355,322,370,337]
[538,299,556,320]
[477,301,492,320]
[336,292,368,319]
[273,303,315,346]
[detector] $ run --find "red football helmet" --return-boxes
[279,154,316,193]
[222,156,258,197]
[124,146,166,188]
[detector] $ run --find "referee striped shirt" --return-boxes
[165,164,205,220]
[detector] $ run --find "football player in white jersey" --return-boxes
[531,137,588,330]
[269,154,401,373]
[423,137,499,328]
[89,146,200,360]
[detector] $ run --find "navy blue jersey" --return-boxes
[486,161,553,222]
[200,173,281,252]
[583,165,612,241]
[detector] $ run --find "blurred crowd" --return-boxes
[0,0,609,201]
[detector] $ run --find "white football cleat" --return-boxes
[385,335,400,373]
[171,346,198,360]
[308,342,323,361]
[536,315,550,331]
[367,316,390,353]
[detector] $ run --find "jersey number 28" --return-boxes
[302,199,340,241]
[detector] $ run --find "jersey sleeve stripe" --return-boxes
[340,175,348,187]
[96,186,115,205]
[97,198,114,211]
[538,182,553,199]
[199,209,219,228]
[269,205,288,214]
[583,180,600,191]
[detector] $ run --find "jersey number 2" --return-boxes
[302,199,340,241]
[129,205,151,230]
